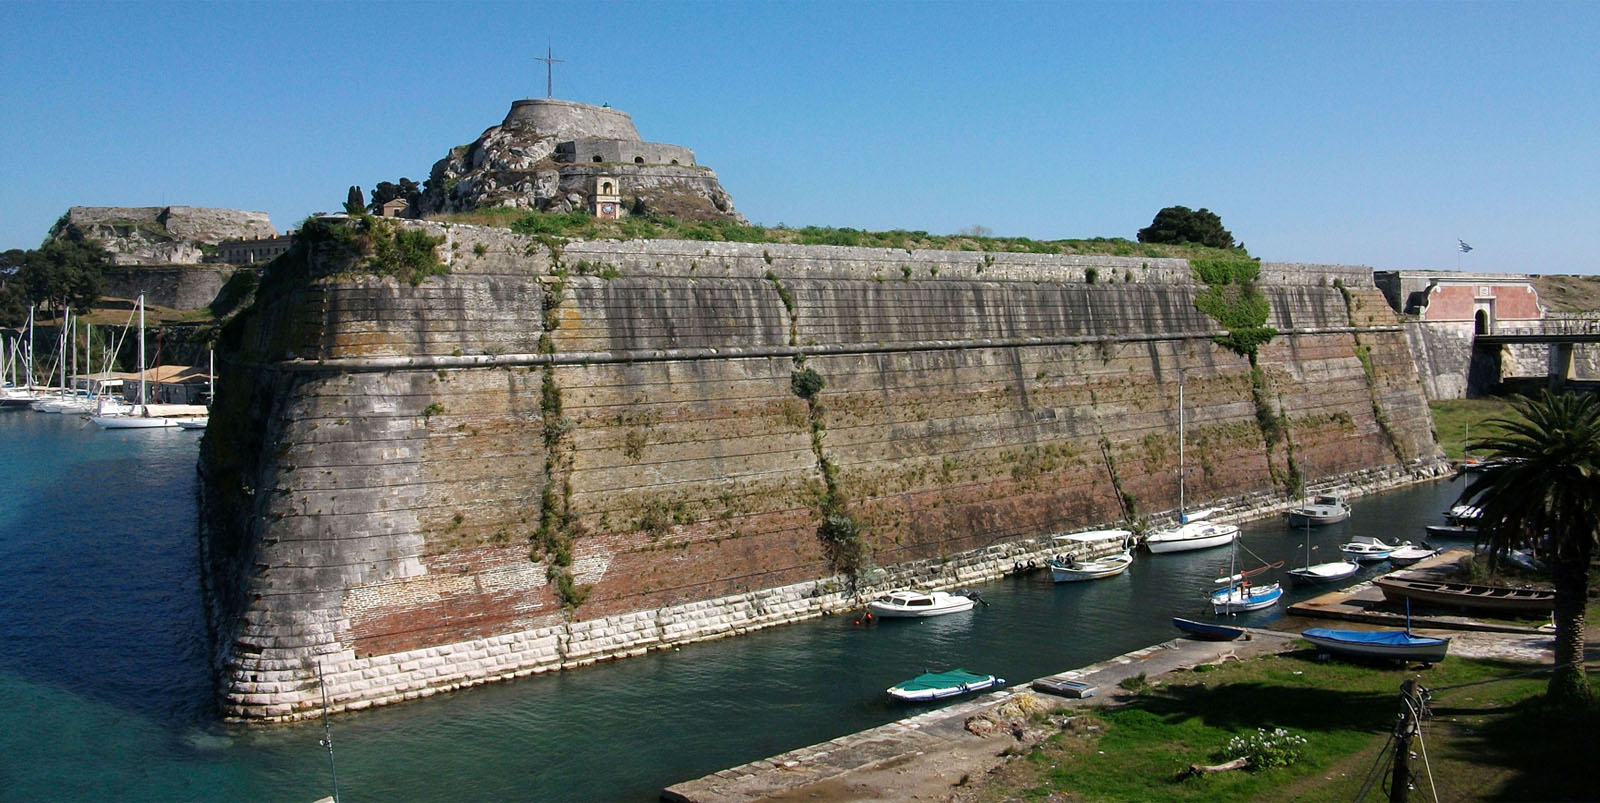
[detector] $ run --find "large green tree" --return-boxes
[369,178,422,215]
[20,238,107,315]
[1459,390,1600,706]
[1136,206,1236,249]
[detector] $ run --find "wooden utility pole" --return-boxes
[1390,678,1420,802]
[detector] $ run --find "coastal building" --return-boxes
[217,233,295,265]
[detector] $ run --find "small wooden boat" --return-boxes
[1340,536,1396,562]
[1049,550,1134,582]
[1302,628,1451,663]
[887,669,1004,702]
[1211,581,1283,613]
[1209,538,1284,614]
[866,590,975,618]
[1172,617,1246,641]
[1287,494,1352,527]
[1372,576,1556,614]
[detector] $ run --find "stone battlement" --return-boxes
[200,227,1437,722]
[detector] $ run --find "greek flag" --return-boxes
[1458,239,1473,253]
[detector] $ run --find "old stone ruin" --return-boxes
[50,205,276,266]
[417,98,743,222]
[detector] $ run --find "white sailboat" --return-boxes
[1146,382,1240,554]
[1286,516,1360,586]
[92,295,180,429]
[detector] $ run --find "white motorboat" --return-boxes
[866,590,975,618]
[93,410,180,429]
[1049,550,1134,582]
[176,418,208,430]
[1286,494,1351,527]
[1340,536,1396,562]
[1147,519,1240,554]
[1387,544,1439,567]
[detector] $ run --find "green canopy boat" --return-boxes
[886,669,1004,702]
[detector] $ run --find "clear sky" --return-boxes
[2,1,1596,274]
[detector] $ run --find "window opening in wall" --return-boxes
[601,182,613,193]
[670,160,679,165]
[634,157,644,164]
[592,155,602,163]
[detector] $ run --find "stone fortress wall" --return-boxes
[556,138,695,166]
[200,226,1439,721]
[502,98,642,140]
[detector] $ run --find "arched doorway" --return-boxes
[1475,309,1490,335]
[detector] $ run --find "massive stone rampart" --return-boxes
[200,228,1438,721]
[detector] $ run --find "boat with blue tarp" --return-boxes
[1302,628,1451,663]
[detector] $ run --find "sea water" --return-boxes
[0,411,1466,801]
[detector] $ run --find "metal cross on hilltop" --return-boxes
[534,46,564,99]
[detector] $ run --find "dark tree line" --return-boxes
[0,234,109,327]
[1137,206,1239,250]
[348,179,423,217]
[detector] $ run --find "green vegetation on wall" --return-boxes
[789,360,868,581]
[306,213,448,286]
[528,251,588,610]
[1191,257,1276,360]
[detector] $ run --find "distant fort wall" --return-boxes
[99,265,242,311]
[200,227,1439,721]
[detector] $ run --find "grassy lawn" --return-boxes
[1430,399,1520,460]
[970,649,1596,802]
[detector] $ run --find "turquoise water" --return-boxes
[0,411,1465,801]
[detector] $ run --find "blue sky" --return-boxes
[2,1,1596,274]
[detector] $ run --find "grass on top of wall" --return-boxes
[430,208,1252,261]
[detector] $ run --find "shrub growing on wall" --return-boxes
[1191,257,1275,361]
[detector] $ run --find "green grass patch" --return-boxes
[981,650,1584,802]
[1429,398,1521,460]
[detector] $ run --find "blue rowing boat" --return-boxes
[1172,617,1246,641]
[1302,628,1451,663]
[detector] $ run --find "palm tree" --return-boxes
[1459,390,1599,706]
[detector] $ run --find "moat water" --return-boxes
[0,411,1469,801]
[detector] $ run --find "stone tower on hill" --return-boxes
[418,98,743,223]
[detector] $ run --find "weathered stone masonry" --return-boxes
[200,229,1438,721]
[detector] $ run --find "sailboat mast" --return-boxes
[58,309,68,394]
[26,305,34,389]
[1178,382,1186,517]
[137,295,146,409]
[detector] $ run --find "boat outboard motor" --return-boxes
[958,588,988,606]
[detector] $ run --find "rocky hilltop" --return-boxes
[50,205,275,265]
[418,98,743,222]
